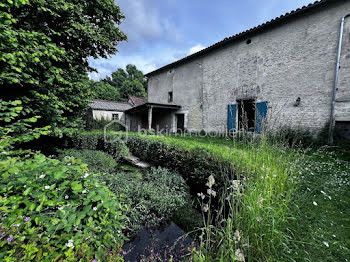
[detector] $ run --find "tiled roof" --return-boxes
[89,99,132,111]
[145,0,336,77]
[128,95,147,106]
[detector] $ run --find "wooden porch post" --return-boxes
[148,106,153,130]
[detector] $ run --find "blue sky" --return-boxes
[89,0,315,80]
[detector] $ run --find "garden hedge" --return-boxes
[64,132,129,162]
[121,134,237,193]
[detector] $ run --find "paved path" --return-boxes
[128,154,151,168]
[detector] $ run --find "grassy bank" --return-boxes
[120,132,349,261]
[118,132,300,261]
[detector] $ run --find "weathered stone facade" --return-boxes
[146,1,350,134]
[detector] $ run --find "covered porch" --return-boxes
[125,103,181,133]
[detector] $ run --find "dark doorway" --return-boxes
[176,114,185,132]
[237,100,256,132]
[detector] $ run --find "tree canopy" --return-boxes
[104,64,147,100]
[90,80,121,101]
[0,0,126,134]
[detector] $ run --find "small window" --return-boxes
[168,91,173,103]
[112,114,119,120]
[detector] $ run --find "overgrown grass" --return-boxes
[289,147,350,261]
[119,132,301,261]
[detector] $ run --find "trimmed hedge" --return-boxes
[122,134,237,193]
[64,132,129,162]
[58,149,117,174]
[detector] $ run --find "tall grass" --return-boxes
[123,131,302,261]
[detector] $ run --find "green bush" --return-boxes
[121,134,236,194]
[58,149,117,174]
[86,117,125,132]
[102,167,190,233]
[66,132,129,162]
[0,154,127,261]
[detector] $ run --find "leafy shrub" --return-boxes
[66,132,129,162]
[0,154,127,261]
[102,167,190,233]
[58,149,117,174]
[0,100,50,155]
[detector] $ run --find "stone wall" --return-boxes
[147,1,350,134]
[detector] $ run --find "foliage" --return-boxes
[58,149,117,174]
[67,132,129,162]
[86,117,125,132]
[90,80,121,101]
[0,100,50,154]
[104,64,147,100]
[102,167,190,233]
[0,152,127,261]
[0,0,126,133]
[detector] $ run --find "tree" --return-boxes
[90,81,121,101]
[105,64,147,100]
[0,0,127,134]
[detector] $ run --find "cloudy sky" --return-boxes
[89,0,315,80]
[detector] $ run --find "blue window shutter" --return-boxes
[227,104,237,132]
[255,101,268,133]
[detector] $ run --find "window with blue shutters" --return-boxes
[227,104,237,132]
[255,101,268,133]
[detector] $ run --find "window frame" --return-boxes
[168,91,173,103]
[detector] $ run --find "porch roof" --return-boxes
[125,102,181,114]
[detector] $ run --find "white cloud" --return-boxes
[188,44,206,55]
[116,0,183,49]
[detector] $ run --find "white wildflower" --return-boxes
[323,241,329,247]
[66,239,74,248]
[83,173,89,178]
[202,204,209,213]
[23,185,26,188]
[234,230,241,242]
[39,174,46,179]
[93,207,97,211]
[235,248,245,261]
[58,206,64,210]
[45,185,50,190]
[206,175,215,188]
[65,195,69,200]
[211,190,217,197]
[313,201,318,206]
[197,192,205,200]
[256,217,263,222]
[82,190,87,194]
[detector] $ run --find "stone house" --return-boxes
[89,99,132,124]
[125,0,350,139]
[88,96,147,127]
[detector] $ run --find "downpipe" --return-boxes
[328,14,350,144]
